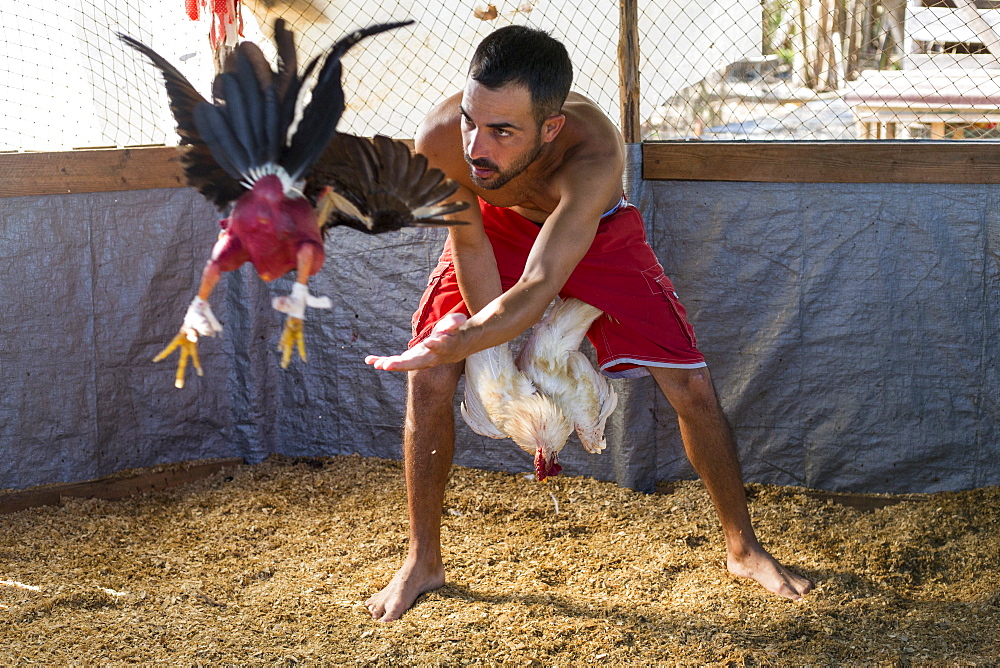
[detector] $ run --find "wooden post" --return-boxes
[797,0,813,88]
[846,0,863,80]
[618,0,641,142]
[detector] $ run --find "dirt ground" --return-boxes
[1,454,997,665]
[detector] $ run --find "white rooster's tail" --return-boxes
[541,297,602,352]
[516,297,619,456]
[516,297,602,372]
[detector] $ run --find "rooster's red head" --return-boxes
[534,448,562,482]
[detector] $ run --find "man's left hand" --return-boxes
[365,313,468,371]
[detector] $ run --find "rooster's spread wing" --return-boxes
[117,34,243,208]
[119,19,414,210]
[306,133,469,235]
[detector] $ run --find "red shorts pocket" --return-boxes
[641,264,698,349]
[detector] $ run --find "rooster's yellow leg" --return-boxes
[153,331,203,389]
[278,317,307,369]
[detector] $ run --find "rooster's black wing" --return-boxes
[120,19,414,211]
[305,133,469,235]
[118,33,243,208]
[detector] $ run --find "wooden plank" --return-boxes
[6,142,1000,194]
[799,489,925,511]
[845,69,1000,107]
[905,53,1000,70]
[0,458,244,515]
[643,141,1000,183]
[617,0,641,143]
[0,140,419,199]
[952,0,1000,65]
[0,146,185,198]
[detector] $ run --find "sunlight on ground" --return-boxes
[0,580,40,592]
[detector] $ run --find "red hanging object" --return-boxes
[185,0,244,50]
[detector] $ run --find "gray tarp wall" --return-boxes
[1,146,997,493]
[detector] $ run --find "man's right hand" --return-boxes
[365,313,468,371]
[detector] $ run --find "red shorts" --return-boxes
[410,199,706,378]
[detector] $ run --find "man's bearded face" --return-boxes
[464,131,544,190]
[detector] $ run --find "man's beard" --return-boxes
[465,139,544,190]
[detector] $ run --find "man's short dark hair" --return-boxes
[469,25,573,125]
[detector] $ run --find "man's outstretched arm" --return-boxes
[366,156,622,370]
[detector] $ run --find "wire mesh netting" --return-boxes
[643,0,1000,140]
[3,0,1000,150]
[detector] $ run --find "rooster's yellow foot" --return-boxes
[153,331,203,389]
[278,317,307,369]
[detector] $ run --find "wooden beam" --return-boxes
[0,140,420,199]
[643,141,1000,183]
[656,480,924,511]
[0,146,185,198]
[5,142,1000,196]
[617,0,641,143]
[0,458,245,515]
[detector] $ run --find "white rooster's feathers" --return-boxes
[461,297,619,469]
[517,297,619,454]
[461,343,571,457]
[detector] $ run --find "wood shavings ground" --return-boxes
[1,454,997,664]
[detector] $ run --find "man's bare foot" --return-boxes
[365,558,446,622]
[727,547,814,600]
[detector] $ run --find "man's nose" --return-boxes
[466,129,488,160]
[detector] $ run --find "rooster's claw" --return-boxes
[279,317,307,369]
[153,330,203,389]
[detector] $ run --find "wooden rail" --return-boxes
[4,142,1000,198]
[0,146,184,197]
[642,141,1000,183]
[0,458,245,515]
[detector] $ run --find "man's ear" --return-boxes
[541,114,566,143]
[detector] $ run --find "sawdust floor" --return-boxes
[1,454,998,665]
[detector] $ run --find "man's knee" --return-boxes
[407,363,463,404]
[649,366,721,415]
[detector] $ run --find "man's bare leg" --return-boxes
[649,366,814,600]
[365,362,464,622]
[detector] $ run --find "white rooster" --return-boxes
[461,343,572,481]
[516,297,619,454]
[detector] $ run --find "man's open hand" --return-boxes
[365,313,468,371]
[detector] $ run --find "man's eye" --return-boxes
[495,128,511,137]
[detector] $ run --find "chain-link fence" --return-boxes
[644,0,1000,140]
[3,0,1000,151]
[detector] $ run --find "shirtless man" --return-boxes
[364,25,813,622]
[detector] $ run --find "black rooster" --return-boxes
[119,19,467,387]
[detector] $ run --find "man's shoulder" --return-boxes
[414,92,471,186]
[550,95,625,183]
[416,92,463,146]
[560,94,624,152]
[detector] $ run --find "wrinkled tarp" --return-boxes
[1,146,996,493]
